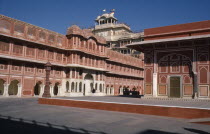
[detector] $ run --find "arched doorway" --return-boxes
[71,82,74,92]
[158,53,193,98]
[79,82,82,92]
[34,81,42,96]
[99,84,102,92]
[110,85,114,95]
[53,82,59,96]
[8,80,19,95]
[84,74,93,95]
[66,81,69,92]
[0,79,5,95]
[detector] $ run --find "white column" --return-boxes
[84,80,88,96]
[102,84,105,93]
[57,85,61,96]
[112,88,114,95]
[17,84,22,97]
[50,85,54,97]
[82,82,84,93]
[153,73,158,97]
[39,84,45,97]
[3,83,9,97]
[108,88,110,95]
[120,88,123,95]
[153,50,158,97]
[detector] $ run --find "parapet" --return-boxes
[67,25,106,44]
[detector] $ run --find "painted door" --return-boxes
[170,76,181,98]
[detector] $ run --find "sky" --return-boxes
[0,0,210,34]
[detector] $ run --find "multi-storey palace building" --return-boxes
[0,14,144,97]
[128,20,210,99]
[92,11,143,58]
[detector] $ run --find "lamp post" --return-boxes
[42,62,52,98]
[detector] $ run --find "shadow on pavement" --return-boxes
[0,114,106,134]
[184,128,210,134]
[138,130,179,134]
[138,128,210,134]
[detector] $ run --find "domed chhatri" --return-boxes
[95,11,117,25]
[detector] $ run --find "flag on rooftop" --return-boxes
[111,9,115,12]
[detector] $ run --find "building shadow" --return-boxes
[0,114,107,134]
[184,128,210,134]
[138,128,210,134]
[137,129,179,134]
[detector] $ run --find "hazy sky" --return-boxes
[0,0,210,34]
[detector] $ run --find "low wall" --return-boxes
[39,98,210,119]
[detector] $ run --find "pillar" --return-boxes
[57,85,61,96]
[42,62,52,98]
[111,87,114,95]
[120,87,123,95]
[81,82,84,93]
[39,84,45,97]
[17,83,22,97]
[153,73,158,97]
[3,83,9,97]
[50,85,54,97]
[193,72,198,99]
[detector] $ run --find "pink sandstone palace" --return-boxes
[0,14,144,97]
[0,13,210,99]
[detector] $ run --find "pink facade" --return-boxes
[0,15,144,97]
[128,20,210,99]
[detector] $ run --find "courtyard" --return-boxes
[0,97,210,134]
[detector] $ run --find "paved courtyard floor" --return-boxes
[0,97,210,134]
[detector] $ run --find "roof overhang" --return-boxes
[126,34,210,51]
